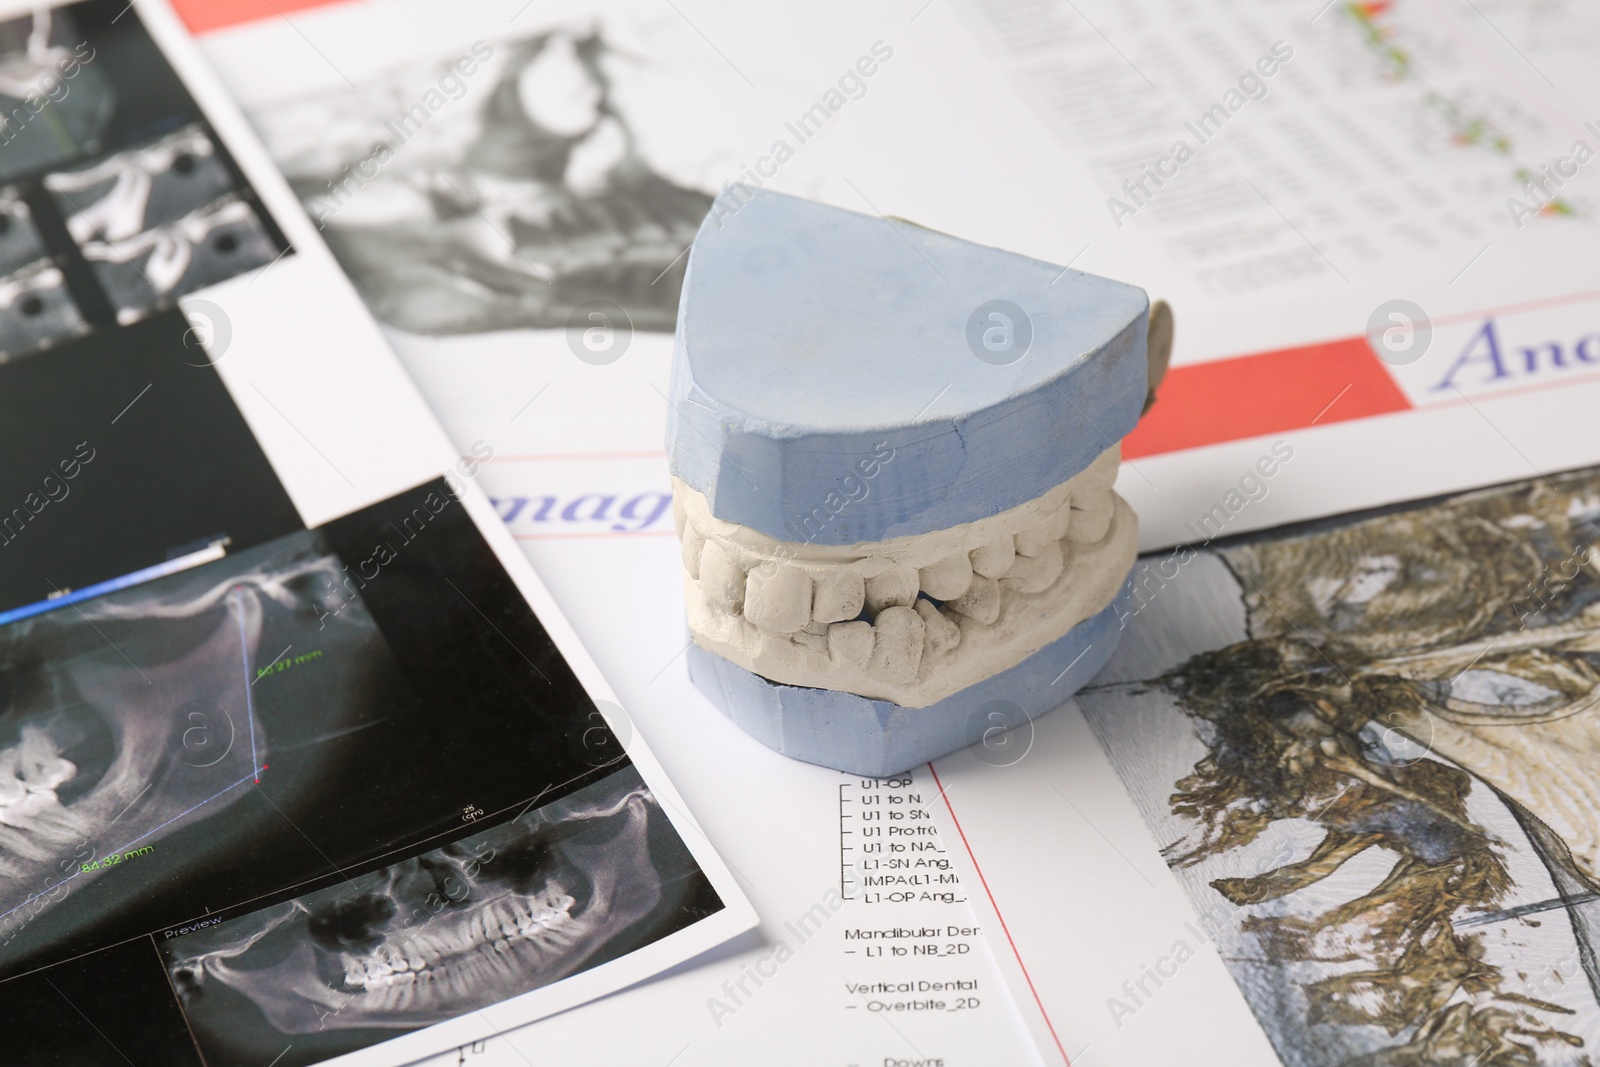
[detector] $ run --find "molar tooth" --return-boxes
[681,528,706,580]
[969,536,1016,580]
[1002,541,1064,593]
[948,575,1001,624]
[1067,490,1115,543]
[918,552,974,601]
[864,565,918,612]
[671,493,686,538]
[828,621,874,668]
[915,599,961,655]
[868,605,925,686]
[812,570,866,623]
[743,564,813,633]
[698,542,746,614]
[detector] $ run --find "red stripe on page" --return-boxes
[174,0,350,34]
[1122,336,1413,459]
[930,762,1072,1067]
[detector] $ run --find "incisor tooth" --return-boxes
[828,621,875,668]
[865,565,918,612]
[918,553,974,601]
[915,599,961,655]
[681,528,706,580]
[1067,490,1114,543]
[868,605,924,685]
[813,569,866,623]
[948,575,1000,624]
[970,536,1015,580]
[1003,541,1064,593]
[743,564,813,633]
[698,542,746,614]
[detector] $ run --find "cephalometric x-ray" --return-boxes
[255,28,712,336]
[162,766,698,1062]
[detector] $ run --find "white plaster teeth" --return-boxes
[681,527,706,581]
[673,445,1136,707]
[864,565,918,613]
[813,570,866,624]
[828,620,875,667]
[1067,490,1115,543]
[743,564,812,633]
[915,598,961,656]
[868,605,924,685]
[969,536,1016,580]
[672,494,686,538]
[918,552,974,601]
[1014,505,1071,557]
[794,628,829,653]
[1003,541,1064,594]
[948,574,1001,625]
[698,541,746,614]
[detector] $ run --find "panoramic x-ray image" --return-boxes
[163,766,707,1066]
[0,532,388,970]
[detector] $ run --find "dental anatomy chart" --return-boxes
[0,2,754,1065]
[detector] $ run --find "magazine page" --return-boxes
[0,2,754,1065]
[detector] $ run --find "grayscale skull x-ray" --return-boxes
[163,767,698,1065]
[254,28,713,336]
[0,533,383,968]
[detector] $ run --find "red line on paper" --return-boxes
[929,762,1071,1067]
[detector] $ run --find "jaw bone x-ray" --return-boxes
[0,534,378,964]
[45,125,280,323]
[163,768,689,1058]
[255,27,712,336]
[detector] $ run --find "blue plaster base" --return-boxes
[687,582,1133,777]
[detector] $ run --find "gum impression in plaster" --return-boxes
[676,446,1138,707]
[167,784,663,1030]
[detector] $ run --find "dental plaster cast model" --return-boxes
[665,188,1173,776]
